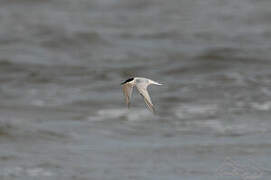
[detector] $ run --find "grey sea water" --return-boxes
[0,0,271,179]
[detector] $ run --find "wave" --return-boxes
[88,108,155,122]
[174,104,219,120]
[0,167,53,177]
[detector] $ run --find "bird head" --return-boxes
[121,77,134,85]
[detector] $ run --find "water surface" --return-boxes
[0,0,271,179]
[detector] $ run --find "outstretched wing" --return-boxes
[135,83,155,113]
[122,83,134,108]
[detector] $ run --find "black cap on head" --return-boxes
[121,78,134,85]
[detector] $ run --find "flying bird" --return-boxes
[121,77,162,113]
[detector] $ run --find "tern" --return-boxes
[121,77,163,113]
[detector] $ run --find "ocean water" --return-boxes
[0,0,271,179]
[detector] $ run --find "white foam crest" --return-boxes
[88,108,154,122]
[184,120,225,133]
[175,104,218,119]
[26,168,53,177]
[1,167,53,177]
[250,101,271,111]
[185,119,268,135]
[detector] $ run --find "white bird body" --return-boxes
[121,77,162,113]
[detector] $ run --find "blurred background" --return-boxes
[0,0,271,179]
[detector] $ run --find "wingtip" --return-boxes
[152,107,156,114]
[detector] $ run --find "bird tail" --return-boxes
[150,80,163,85]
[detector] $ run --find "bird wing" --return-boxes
[135,83,155,113]
[122,83,134,108]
